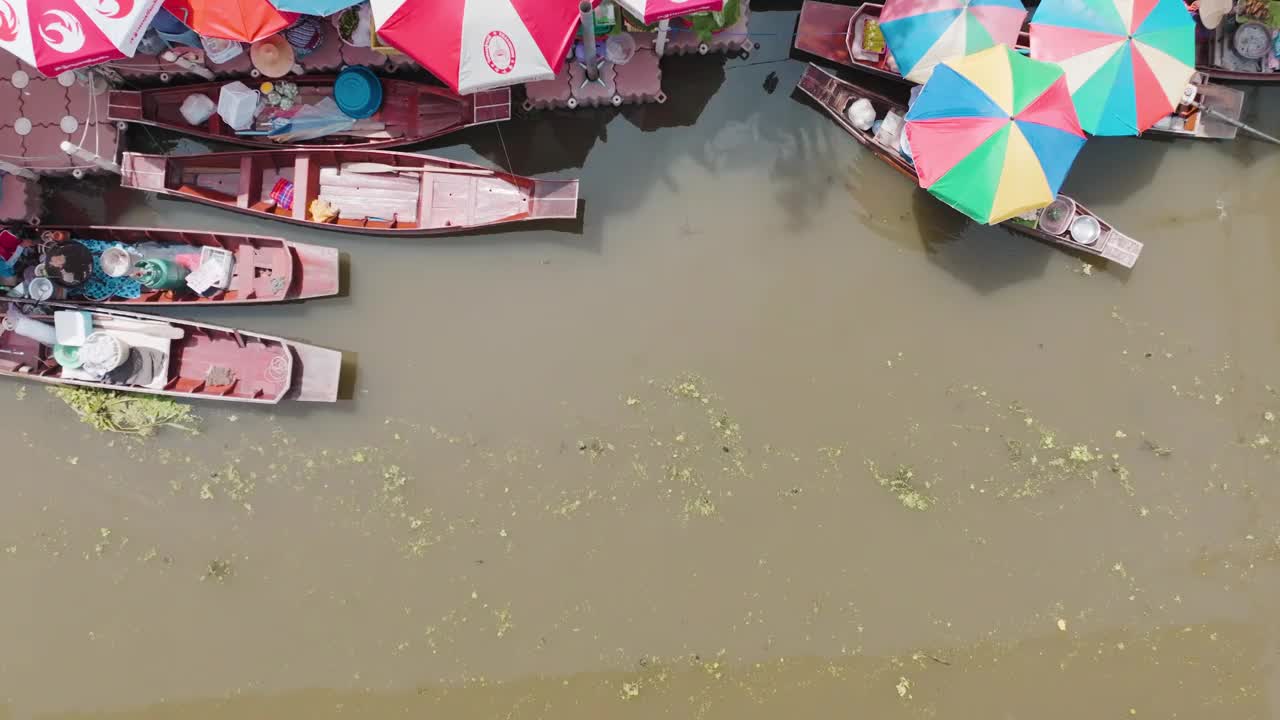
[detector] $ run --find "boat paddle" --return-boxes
[1194,103,1280,146]
[339,162,494,176]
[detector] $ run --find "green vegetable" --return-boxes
[50,386,200,436]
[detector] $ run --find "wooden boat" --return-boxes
[1188,1,1280,82]
[107,77,512,150]
[0,300,340,403]
[795,64,1144,268]
[120,148,581,237]
[23,225,339,306]
[796,0,1244,139]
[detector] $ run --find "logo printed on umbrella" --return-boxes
[483,30,517,74]
[39,9,87,53]
[0,0,19,42]
[94,0,135,20]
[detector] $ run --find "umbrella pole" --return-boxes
[578,1,605,86]
[1195,103,1280,146]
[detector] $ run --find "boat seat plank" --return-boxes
[232,245,256,298]
[292,154,315,221]
[237,156,260,209]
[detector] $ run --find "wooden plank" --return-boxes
[236,155,260,209]
[292,154,316,221]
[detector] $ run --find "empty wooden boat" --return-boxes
[120,148,581,236]
[796,0,1244,140]
[20,225,338,306]
[108,77,512,150]
[0,300,341,403]
[795,64,1144,268]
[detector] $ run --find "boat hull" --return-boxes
[794,64,1143,268]
[108,77,512,150]
[30,225,340,305]
[0,300,341,404]
[120,148,581,237]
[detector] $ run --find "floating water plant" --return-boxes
[50,387,199,436]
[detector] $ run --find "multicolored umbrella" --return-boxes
[904,45,1087,225]
[1029,0,1195,136]
[613,0,723,24]
[879,0,1027,84]
[268,0,360,18]
[0,0,164,76]
[163,0,295,43]
[369,0,596,95]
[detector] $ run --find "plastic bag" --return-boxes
[267,97,356,143]
[179,93,216,125]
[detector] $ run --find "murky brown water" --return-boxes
[4,8,1280,719]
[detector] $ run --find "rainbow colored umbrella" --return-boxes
[904,45,1087,225]
[879,0,1028,84]
[1029,0,1195,136]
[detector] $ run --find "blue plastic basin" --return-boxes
[334,66,383,119]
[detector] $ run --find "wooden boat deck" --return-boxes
[108,77,512,150]
[121,148,579,236]
[795,64,1143,268]
[0,301,340,403]
[36,225,339,305]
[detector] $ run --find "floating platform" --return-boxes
[0,55,120,177]
[524,32,664,111]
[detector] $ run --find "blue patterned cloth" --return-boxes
[67,239,143,301]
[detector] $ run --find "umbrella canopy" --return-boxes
[1029,0,1195,136]
[904,45,1087,225]
[369,0,595,94]
[268,0,360,17]
[0,0,164,75]
[613,0,723,24]
[880,0,1027,84]
[163,0,295,43]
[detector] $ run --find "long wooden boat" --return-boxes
[18,225,338,306]
[108,77,512,150]
[796,0,1244,139]
[795,64,1144,268]
[1192,14,1280,83]
[119,148,581,236]
[0,300,340,403]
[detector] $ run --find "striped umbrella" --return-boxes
[0,0,164,75]
[369,0,596,94]
[613,0,723,24]
[1029,0,1195,136]
[879,0,1027,84]
[904,45,1087,224]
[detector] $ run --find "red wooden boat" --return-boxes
[0,300,341,403]
[107,77,512,150]
[795,64,1144,268]
[119,148,581,236]
[795,0,1244,139]
[21,225,338,306]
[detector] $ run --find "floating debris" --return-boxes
[202,558,233,583]
[1142,438,1173,457]
[577,437,614,460]
[50,387,199,436]
[896,676,912,699]
[868,461,933,511]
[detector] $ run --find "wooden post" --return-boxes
[655,19,670,56]
[60,141,121,174]
[579,1,599,82]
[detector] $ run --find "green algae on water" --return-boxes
[50,387,199,436]
[867,460,933,511]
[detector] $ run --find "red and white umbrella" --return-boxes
[369,0,595,95]
[0,0,164,76]
[613,0,723,24]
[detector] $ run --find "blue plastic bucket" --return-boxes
[334,66,383,119]
[151,8,202,48]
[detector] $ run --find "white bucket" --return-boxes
[80,332,132,374]
[217,81,260,131]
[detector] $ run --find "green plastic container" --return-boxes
[53,344,82,369]
[136,258,189,290]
